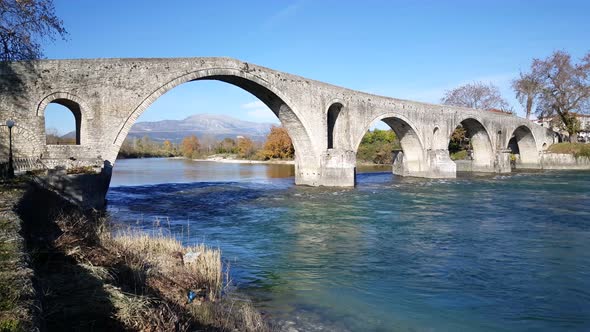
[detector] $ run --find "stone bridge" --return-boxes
[0,57,557,205]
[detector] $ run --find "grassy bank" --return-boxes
[1,177,271,331]
[0,179,38,331]
[547,142,590,158]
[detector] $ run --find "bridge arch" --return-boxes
[450,117,494,169]
[354,113,425,174]
[326,101,345,149]
[37,92,90,145]
[508,125,539,165]
[112,68,316,167]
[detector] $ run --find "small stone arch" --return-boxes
[37,92,91,118]
[37,92,90,145]
[0,123,41,161]
[326,101,345,149]
[508,125,539,165]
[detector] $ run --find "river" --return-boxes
[107,158,590,331]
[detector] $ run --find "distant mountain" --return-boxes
[125,114,276,142]
[59,114,278,142]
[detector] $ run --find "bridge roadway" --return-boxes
[0,58,556,207]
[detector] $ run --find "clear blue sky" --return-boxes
[44,0,590,134]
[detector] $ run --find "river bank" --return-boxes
[191,155,295,165]
[0,179,38,331]
[0,176,272,331]
[118,155,295,165]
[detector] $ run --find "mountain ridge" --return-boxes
[126,113,277,142]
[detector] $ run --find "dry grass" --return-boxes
[104,227,222,300]
[0,182,38,331]
[101,226,272,331]
[8,180,272,331]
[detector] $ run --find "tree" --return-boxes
[527,51,590,142]
[237,136,254,158]
[181,135,200,159]
[441,82,511,111]
[356,129,400,164]
[448,125,467,153]
[216,137,237,154]
[259,126,294,160]
[200,133,217,153]
[0,0,67,61]
[162,139,174,156]
[512,72,542,120]
[163,140,172,151]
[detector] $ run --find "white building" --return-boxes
[536,113,590,142]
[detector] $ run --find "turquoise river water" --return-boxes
[107,158,590,331]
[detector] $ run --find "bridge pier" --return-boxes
[495,149,512,173]
[392,149,457,178]
[317,149,356,186]
[426,149,457,178]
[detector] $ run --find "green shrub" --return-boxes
[450,150,468,161]
[0,318,21,332]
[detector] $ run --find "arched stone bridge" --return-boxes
[0,57,556,201]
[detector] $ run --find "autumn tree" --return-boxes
[512,72,542,120]
[525,51,590,142]
[0,0,67,61]
[441,82,511,111]
[181,135,200,159]
[237,136,255,158]
[259,126,294,160]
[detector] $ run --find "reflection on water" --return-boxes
[108,159,590,331]
[110,158,296,186]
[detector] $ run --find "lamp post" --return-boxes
[6,120,14,178]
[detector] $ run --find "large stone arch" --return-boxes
[111,68,317,174]
[452,117,495,170]
[354,113,426,175]
[508,125,539,166]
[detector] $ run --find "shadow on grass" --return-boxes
[16,185,126,331]
[15,183,216,331]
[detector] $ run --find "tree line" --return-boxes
[117,126,295,161]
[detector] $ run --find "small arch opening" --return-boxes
[45,100,81,145]
[433,127,439,135]
[327,103,343,149]
[508,125,539,168]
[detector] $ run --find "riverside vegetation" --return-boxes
[117,126,406,165]
[547,142,590,159]
[0,177,271,331]
[116,125,294,162]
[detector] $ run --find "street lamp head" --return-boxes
[6,120,15,129]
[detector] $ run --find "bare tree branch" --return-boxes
[0,0,67,61]
[441,81,511,112]
[528,50,590,142]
